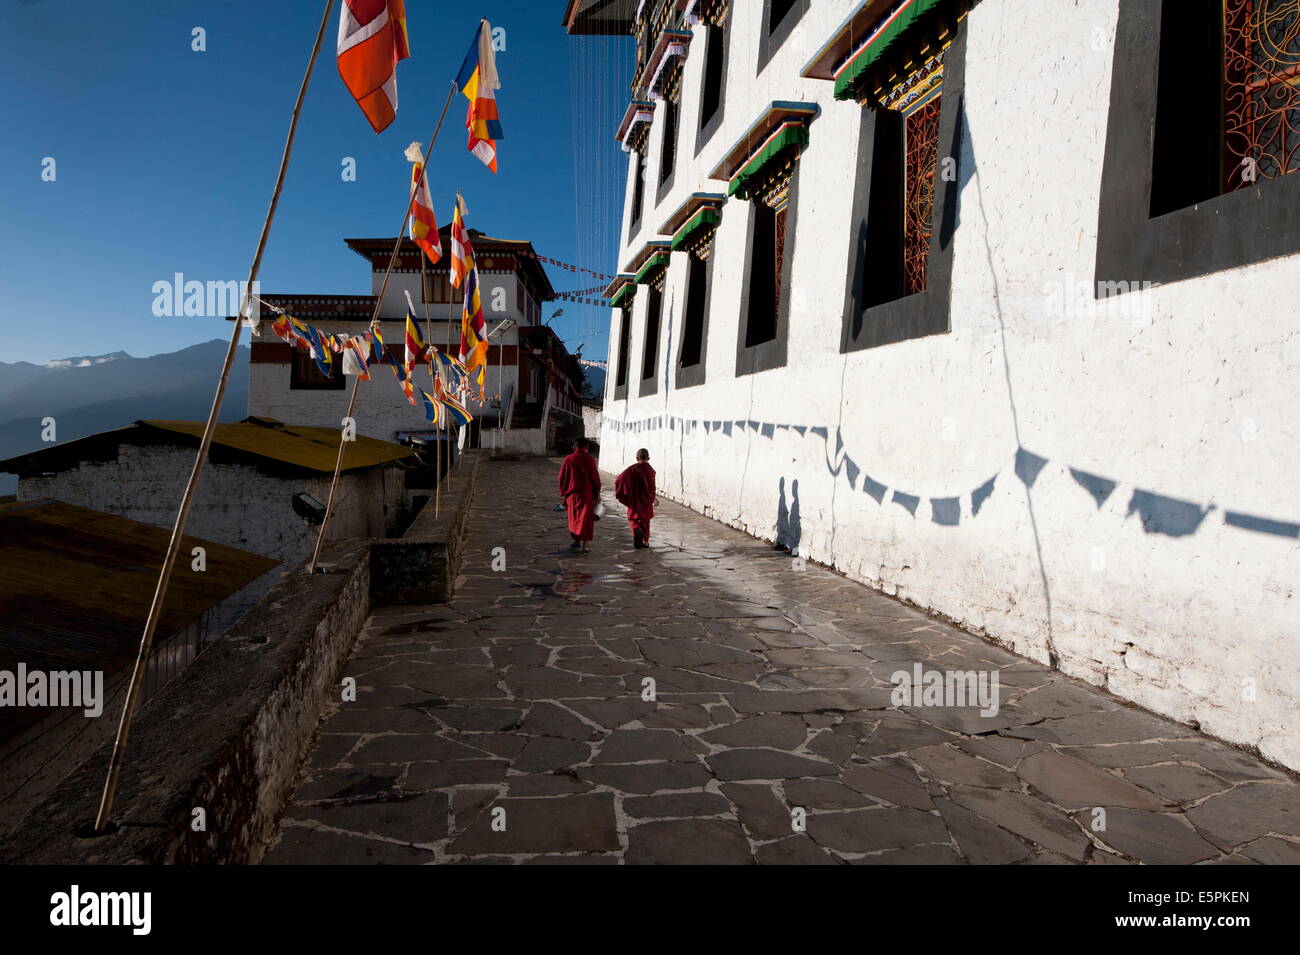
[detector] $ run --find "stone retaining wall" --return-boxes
[0,453,482,864]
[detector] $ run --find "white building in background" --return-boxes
[244,231,586,455]
[0,418,413,567]
[566,0,1300,769]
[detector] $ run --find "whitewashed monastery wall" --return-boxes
[598,0,1300,769]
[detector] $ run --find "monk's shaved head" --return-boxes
[637,448,649,461]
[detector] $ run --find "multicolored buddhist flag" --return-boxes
[434,375,474,427]
[431,347,470,393]
[341,335,372,380]
[449,195,474,289]
[337,0,411,134]
[404,142,442,265]
[455,19,503,172]
[401,310,425,405]
[370,322,389,364]
[459,265,488,394]
[416,386,443,426]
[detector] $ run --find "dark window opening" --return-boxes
[680,254,708,367]
[861,108,905,308]
[641,286,662,380]
[1151,0,1300,216]
[660,98,679,185]
[422,270,455,303]
[701,25,726,129]
[860,97,942,307]
[631,148,647,226]
[615,307,631,390]
[289,349,346,390]
[769,0,799,34]
[745,202,784,347]
[1150,0,1226,214]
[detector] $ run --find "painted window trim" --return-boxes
[839,28,967,353]
[757,0,809,75]
[638,282,665,397]
[695,20,730,155]
[1095,0,1300,289]
[675,249,715,390]
[734,165,800,377]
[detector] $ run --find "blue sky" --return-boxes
[0,0,632,365]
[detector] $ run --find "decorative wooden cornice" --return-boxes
[617,100,657,152]
[641,29,693,100]
[623,240,672,284]
[800,0,969,102]
[708,102,818,199]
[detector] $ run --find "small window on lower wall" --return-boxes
[840,28,967,354]
[1098,0,1300,286]
[290,348,346,390]
[638,283,663,396]
[614,306,632,399]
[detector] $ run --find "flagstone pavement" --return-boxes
[262,457,1300,865]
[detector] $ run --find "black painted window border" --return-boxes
[734,164,800,377]
[840,29,967,353]
[1097,0,1300,288]
[628,145,648,244]
[696,21,730,155]
[657,94,679,198]
[757,0,807,75]
[638,282,665,397]
[613,304,632,401]
[676,248,714,389]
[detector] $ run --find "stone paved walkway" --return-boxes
[263,458,1300,864]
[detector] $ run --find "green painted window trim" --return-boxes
[670,207,721,251]
[610,284,636,309]
[833,0,945,101]
[633,252,672,284]
[728,125,809,199]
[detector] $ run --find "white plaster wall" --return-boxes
[583,405,604,442]
[248,318,520,440]
[372,271,524,328]
[600,0,1300,769]
[17,445,406,568]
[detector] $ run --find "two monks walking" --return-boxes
[557,439,657,552]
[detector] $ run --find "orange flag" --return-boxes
[337,0,410,134]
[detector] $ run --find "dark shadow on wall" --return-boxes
[965,99,1060,669]
[775,476,802,553]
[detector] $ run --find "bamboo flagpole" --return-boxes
[447,262,456,487]
[421,254,441,519]
[307,81,458,574]
[93,0,336,834]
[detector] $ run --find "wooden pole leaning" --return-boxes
[93,0,337,834]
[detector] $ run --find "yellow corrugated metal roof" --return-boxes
[0,499,279,743]
[141,420,414,473]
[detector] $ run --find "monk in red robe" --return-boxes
[615,448,656,548]
[558,437,601,552]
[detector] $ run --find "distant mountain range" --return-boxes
[0,341,249,494]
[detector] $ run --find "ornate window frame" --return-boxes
[1097,0,1300,289]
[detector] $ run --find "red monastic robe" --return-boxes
[558,448,601,541]
[617,461,656,541]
